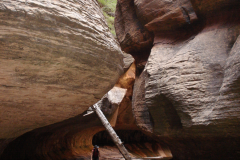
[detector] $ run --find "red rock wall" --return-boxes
[115,0,240,159]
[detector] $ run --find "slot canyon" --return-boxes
[0,0,240,160]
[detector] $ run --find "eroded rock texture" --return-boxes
[0,0,123,139]
[115,0,240,159]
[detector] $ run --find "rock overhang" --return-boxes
[0,0,124,138]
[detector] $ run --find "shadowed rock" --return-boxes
[115,0,240,159]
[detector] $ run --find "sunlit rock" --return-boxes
[0,0,123,138]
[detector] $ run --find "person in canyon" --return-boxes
[91,145,100,160]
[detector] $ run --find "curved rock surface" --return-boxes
[0,0,123,138]
[115,0,240,159]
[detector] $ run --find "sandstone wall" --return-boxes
[115,0,240,159]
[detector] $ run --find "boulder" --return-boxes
[0,0,123,138]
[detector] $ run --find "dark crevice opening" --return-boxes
[181,7,191,24]
[150,94,183,132]
[136,66,144,77]
[92,130,156,146]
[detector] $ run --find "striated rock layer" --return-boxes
[115,0,240,159]
[0,0,123,138]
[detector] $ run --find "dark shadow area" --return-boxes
[92,130,156,146]
[0,111,103,160]
[149,94,183,135]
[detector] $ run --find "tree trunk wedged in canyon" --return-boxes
[115,0,240,159]
[0,0,124,139]
[91,103,132,160]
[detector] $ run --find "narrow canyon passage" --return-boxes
[92,130,171,159]
[0,112,171,160]
[0,0,240,160]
